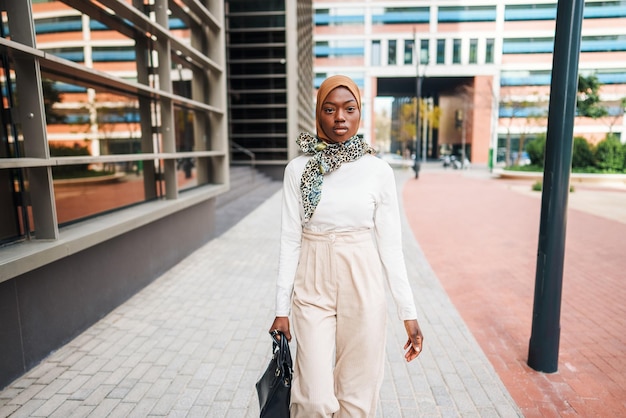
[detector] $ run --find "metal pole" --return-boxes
[413,29,421,178]
[527,0,585,373]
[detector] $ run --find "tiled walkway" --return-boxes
[403,165,626,417]
[2,163,623,417]
[0,165,521,417]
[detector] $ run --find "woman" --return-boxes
[269,75,423,417]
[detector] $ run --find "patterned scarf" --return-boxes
[297,132,376,223]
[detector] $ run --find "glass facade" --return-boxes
[1,1,228,245]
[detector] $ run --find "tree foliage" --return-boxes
[42,78,66,124]
[525,134,546,167]
[577,74,608,119]
[571,136,594,169]
[594,136,625,171]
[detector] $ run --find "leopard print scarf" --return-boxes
[296,132,376,223]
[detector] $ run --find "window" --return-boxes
[453,39,462,64]
[469,39,478,64]
[388,40,397,65]
[438,6,497,22]
[315,8,365,26]
[581,35,626,52]
[404,40,414,65]
[42,47,84,62]
[372,40,381,66]
[584,1,626,18]
[436,39,445,64]
[92,46,136,62]
[35,16,82,34]
[420,40,429,64]
[372,7,429,24]
[1,0,227,243]
[504,4,556,21]
[503,38,553,54]
[485,38,495,63]
[501,70,551,86]
[593,68,626,84]
[315,40,365,58]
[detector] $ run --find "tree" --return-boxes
[42,78,66,124]
[594,136,625,171]
[605,96,626,137]
[577,74,608,119]
[571,136,594,169]
[500,97,534,166]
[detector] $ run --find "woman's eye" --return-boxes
[324,108,335,114]
[346,106,356,112]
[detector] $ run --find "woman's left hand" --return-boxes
[403,319,424,362]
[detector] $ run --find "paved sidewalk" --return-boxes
[403,164,626,417]
[0,168,521,417]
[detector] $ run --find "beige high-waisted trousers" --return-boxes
[291,229,388,418]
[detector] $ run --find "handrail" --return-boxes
[229,141,256,168]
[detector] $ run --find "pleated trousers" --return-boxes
[290,229,388,418]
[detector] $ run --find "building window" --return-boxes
[92,46,136,62]
[35,16,82,34]
[372,7,429,24]
[42,47,85,62]
[1,0,227,244]
[436,39,445,64]
[315,40,365,58]
[388,40,397,65]
[469,39,478,64]
[438,6,497,22]
[504,4,556,21]
[420,39,429,64]
[453,39,462,64]
[581,35,626,52]
[314,8,365,26]
[372,40,381,66]
[584,1,626,19]
[486,38,495,63]
[503,37,553,54]
[501,70,552,86]
[404,39,414,65]
[592,68,626,84]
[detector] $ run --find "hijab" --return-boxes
[315,75,362,142]
[297,75,375,223]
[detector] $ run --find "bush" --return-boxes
[594,136,625,172]
[525,135,546,167]
[515,134,626,174]
[532,181,542,191]
[532,181,574,192]
[49,143,90,178]
[572,136,594,169]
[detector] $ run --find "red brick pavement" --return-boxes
[402,168,626,418]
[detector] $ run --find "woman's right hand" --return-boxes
[269,316,291,341]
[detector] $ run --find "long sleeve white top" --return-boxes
[276,153,418,320]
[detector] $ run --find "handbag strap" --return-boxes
[270,330,293,384]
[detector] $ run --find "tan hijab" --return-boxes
[315,75,362,142]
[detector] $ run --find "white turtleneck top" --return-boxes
[275,153,418,320]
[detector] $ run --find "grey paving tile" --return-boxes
[0,171,524,417]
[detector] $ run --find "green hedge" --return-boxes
[521,134,626,173]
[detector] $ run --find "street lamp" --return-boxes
[413,30,426,179]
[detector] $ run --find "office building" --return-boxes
[313,0,626,165]
[0,0,312,388]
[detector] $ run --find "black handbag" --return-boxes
[256,330,293,418]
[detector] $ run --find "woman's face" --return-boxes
[319,86,360,143]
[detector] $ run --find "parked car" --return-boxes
[378,153,414,169]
